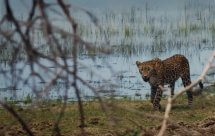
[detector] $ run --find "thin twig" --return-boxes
[0,101,34,136]
[158,51,215,136]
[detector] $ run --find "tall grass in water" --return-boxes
[72,5,215,56]
[1,3,215,60]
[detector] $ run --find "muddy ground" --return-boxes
[0,89,215,136]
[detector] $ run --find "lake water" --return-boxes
[0,48,214,101]
[1,0,215,101]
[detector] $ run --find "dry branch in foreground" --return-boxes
[158,51,215,136]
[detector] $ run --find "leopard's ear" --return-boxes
[154,60,163,73]
[136,61,141,67]
[154,58,160,61]
[155,60,161,68]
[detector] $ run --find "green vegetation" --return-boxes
[0,89,215,135]
[23,94,32,104]
[1,6,215,61]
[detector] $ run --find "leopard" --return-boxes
[136,54,203,110]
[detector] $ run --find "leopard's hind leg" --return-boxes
[170,82,175,97]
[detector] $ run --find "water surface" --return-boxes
[1,0,215,101]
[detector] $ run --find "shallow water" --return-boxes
[0,48,215,101]
[1,0,215,101]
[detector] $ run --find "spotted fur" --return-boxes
[136,54,203,110]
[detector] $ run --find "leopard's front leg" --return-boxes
[153,86,163,110]
[150,86,157,104]
[149,77,164,110]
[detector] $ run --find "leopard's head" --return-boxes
[136,61,155,82]
[136,58,161,82]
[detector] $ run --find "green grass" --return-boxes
[2,6,215,61]
[0,90,215,135]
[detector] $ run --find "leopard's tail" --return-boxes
[199,81,203,89]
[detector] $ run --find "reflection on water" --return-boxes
[0,47,215,101]
[1,1,215,101]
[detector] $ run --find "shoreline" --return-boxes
[0,88,215,135]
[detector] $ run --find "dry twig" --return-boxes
[158,51,215,136]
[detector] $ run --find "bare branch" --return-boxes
[158,51,215,136]
[0,101,34,136]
